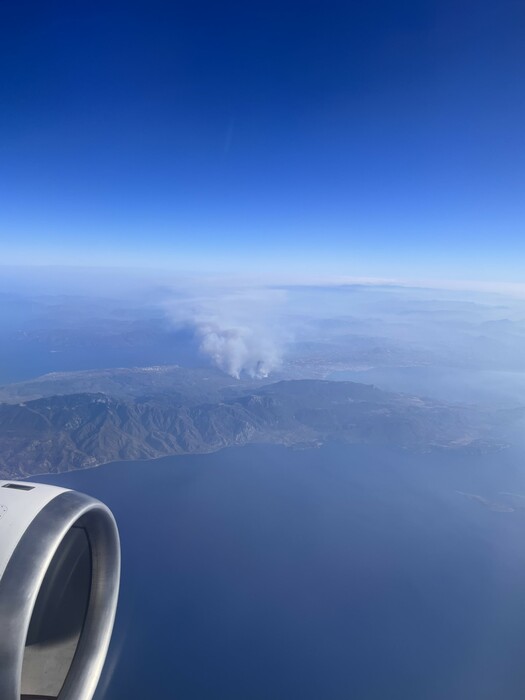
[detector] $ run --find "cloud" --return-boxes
[164,284,289,378]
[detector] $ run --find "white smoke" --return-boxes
[164,284,288,378]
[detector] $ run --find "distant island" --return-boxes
[0,366,516,479]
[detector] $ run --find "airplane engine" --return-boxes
[0,480,120,700]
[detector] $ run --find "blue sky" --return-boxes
[1,0,524,281]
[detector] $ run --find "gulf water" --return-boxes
[34,442,525,699]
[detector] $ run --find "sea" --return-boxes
[33,442,525,699]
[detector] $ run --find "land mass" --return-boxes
[0,369,516,478]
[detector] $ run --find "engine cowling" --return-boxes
[0,480,120,700]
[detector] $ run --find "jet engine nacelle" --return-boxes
[0,480,120,700]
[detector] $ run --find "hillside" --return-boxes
[0,379,506,478]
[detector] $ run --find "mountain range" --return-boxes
[0,367,515,478]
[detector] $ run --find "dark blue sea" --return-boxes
[33,443,525,699]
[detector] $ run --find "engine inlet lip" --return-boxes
[0,489,120,700]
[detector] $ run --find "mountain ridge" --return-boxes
[0,378,510,479]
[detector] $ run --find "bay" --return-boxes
[33,442,525,699]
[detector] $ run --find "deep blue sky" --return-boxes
[1,0,524,281]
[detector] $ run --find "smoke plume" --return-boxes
[164,284,288,378]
